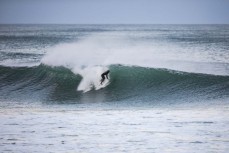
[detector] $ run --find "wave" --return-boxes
[0,64,229,104]
[1,32,229,104]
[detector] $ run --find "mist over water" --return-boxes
[42,31,229,76]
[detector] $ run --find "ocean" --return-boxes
[0,24,229,152]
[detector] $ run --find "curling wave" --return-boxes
[0,64,228,104]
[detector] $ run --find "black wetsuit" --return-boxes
[101,70,110,84]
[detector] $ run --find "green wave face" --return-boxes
[1,64,229,105]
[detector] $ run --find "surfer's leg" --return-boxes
[101,75,105,85]
[100,78,104,85]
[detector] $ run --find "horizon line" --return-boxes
[0,23,229,25]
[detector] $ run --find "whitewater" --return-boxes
[0,24,229,153]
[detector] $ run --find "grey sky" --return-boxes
[0,0,229,24]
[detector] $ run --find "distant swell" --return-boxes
[0,64,229,104]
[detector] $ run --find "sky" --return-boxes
[0,0,229,24]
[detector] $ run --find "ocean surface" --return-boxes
[0,24,229,152]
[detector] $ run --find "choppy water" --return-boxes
[1,107,229,153]
[0,24,229,152]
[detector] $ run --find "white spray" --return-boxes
[41,32,229,92]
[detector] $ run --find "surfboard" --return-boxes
[95,78,110,90]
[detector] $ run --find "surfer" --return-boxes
[100,70,110,85]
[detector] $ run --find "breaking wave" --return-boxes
[0,64,228,104]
